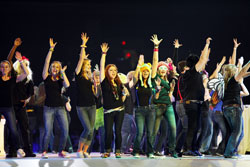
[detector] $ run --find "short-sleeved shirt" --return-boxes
[44,75,64,107]
[101,78,123,110]
[183,67,204,101]
[75,73,96,107]
[0,71,17,107]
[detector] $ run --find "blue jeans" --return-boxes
[121,113,136,153]
[223,106,242,157]
[153,104,176,152]
[234,114,244,153]
[0,107,20,152]
[133,106,155,155]
[175,101,188,153]
[199,101,213,152]
[42,106,69,152]
[77,105,96,145]
[211,111,228,154]
[154,117,169,153]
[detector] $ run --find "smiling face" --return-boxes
[50,61,61,76]
[158,65,168,77]
[142,69,150,79]
[108,65,118,80]
[83,59,91,73]
[0,61,11,76]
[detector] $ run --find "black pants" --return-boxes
[13,103,33,153]
[104,110,125,153]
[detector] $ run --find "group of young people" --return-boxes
[0,33,250,159]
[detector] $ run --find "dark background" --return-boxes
[1,0,250,134]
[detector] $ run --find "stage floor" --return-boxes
[1,152,250,167]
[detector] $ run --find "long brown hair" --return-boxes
[105,64,122,88]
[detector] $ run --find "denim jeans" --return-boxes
[184,102,201,151]
[77,105,96,145]
[104,110,125,153]
[211,111,228,154]
[0,107,20,152]
[121,113,136,153]
[198,101,213,152]
[175,101,188,153]
[223,106,242,156]
[234,117,244,153]
[42,106,69,152]
[153,104,176,152]
[154,117,169,153]
[133,106,155,155]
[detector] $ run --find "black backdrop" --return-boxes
[1,0,250,132]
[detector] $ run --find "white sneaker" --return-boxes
[42,152,48,159]
[17,149,25,158]
[133,153,140,158]
[76,151,84,158]
[83,152,91,158]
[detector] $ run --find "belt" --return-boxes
[185,100,203,104]
[223,104,240,108]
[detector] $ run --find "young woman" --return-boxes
[0,51,29,158]
[75,33,97,158]
[7,38,36,157]
[132,54,156,158]
[100,43,129,158]
[41,38,70,158]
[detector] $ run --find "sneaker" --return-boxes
[148,153,155,159]
[68,147,74,153]
[154,151,164,156]
[58,151,69,158]
[76,151,84,158]
[201,150,212,155]
[224,155,238,159]
[193,150,203,156]
[101,153,110,158]
[83,152,91,158]
[17,149,26,158]
[170,151,178,158]
[183,150,196,156]
[133,153,140,158]
[42,152,48,159]
[115,153,121,158]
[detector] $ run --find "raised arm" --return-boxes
[7,38,22,66]
[209,56,226,79]
[42,38,57,80]
[75,33,89,75]
[15,51,29,82]
[229,38,241,65]
[150,34,163,78]
[235,60,250,81]
[172,39,182,66]
[195,37,212,72]
[133,54,144,85]
[61,66,70,88]
[100,43,109,82]
[240,81,249,97]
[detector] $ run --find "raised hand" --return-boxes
[101,43,109,53]
[150,34,163,47]
[206,37,212,45]
[49,38,57,49]
[61,65,67,73]
[138,54,144,67]
[155,77,161,87]
[170,79,176,90]
[15,51,22,61]
[173,39,182,48]
[233,38,241,49]
[166,57,173,64]
[238,56,244,66]
[81,32,89,48]
[14,38,22,46]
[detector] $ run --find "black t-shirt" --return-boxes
[124,83,134,115]
[135,81,152,106]
[14,78,34,105]
[75,73,95,107]
[183,67,204,101]
[101,78,123,110]
[0,72,17,107]
[44,75,64,107]
[223,77,241,105]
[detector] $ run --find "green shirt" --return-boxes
[152,74,171,105]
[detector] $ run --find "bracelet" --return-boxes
[49,48,54,52]
[102,52,107,55]
[80,44,87,48]
[154,48,159,52]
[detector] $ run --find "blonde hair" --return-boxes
[13,59,33,82]
[0,60,12,77]
[81,59,92,80]
[49,61,62,77]
[222,64,237,88]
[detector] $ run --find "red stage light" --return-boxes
[125,52,131,58]
[122,41,126,45]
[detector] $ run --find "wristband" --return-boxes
[49,48,54,52]
[154,48,159,52]
[102,52,107,55]
[80,44,87,48]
